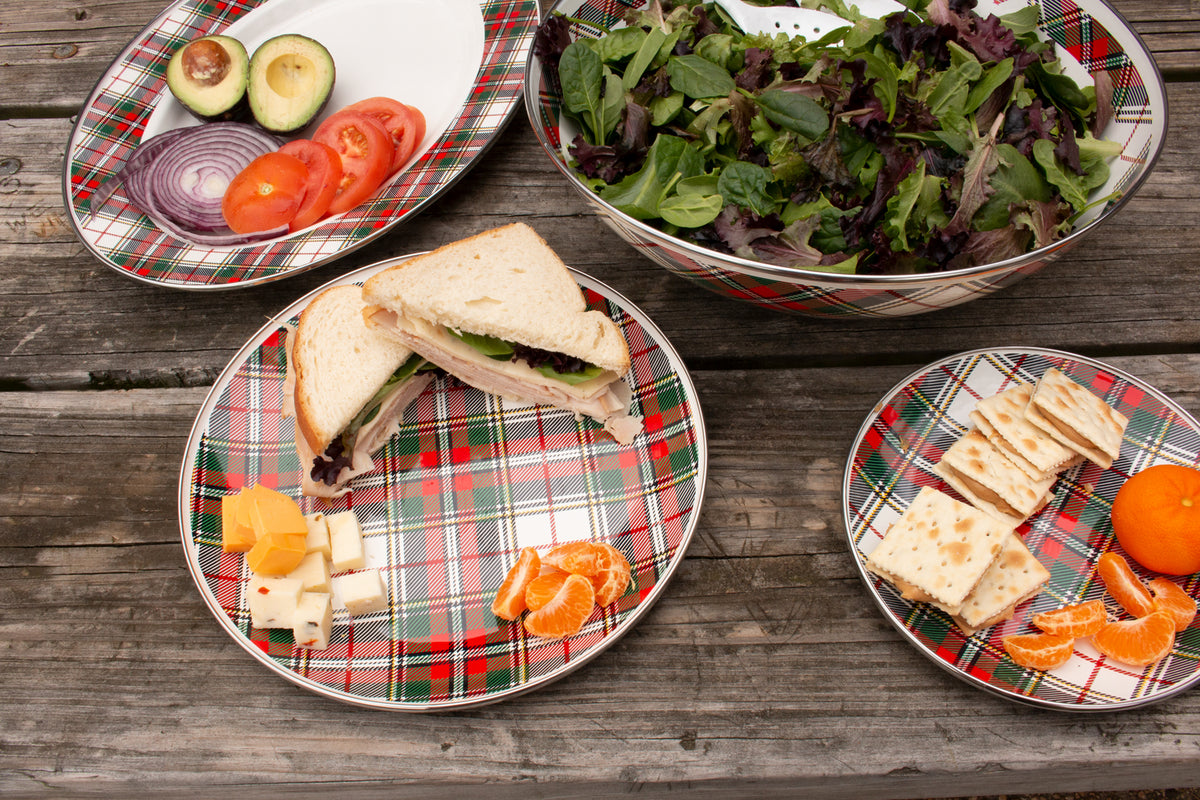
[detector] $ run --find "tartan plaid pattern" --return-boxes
[845,348,1200,709]
[65,0,538,288]
[182,263,706,709]
[528,0,1165,318]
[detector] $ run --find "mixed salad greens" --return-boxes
[535,0,1120,274]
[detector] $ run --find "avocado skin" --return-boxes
[247,34,336,135]
[166,35,250,123]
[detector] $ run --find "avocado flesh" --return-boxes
[247,34,336,134]
[166,35,249,122]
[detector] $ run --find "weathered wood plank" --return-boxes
[3,357,1200,796]
[0,0,1194,117]
[3,79,1199,384]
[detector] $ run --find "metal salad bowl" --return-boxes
[525,0,1166,318]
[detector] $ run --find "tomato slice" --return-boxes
[278,139,343,231]
[312,110,393,215]
[221,151,308,234]
[345,97,426,173]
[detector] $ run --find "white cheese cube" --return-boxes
[335,569,388,616]
[247,575,303,629]
[327,510,366,572]
[292,592,333,650]
[304,512,331,558]
[285,550,331,593]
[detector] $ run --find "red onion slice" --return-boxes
[90,121,287,247]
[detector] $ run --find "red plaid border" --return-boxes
[180,258,707,709]
[527,0,1166,317]
[65,0,539,288]
[844,348,1200,710]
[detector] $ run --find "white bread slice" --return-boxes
[291,284,418,455]
[360,223,631,375]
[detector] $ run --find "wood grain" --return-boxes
[3,358,1200,797]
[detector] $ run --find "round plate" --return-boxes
[844,347,1200,710]
[64,0,537,290]
[177,257,707,709]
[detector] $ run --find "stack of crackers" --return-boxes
[866,368,1130,634]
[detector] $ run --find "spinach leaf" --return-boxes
[718,161,775,217]
[448,328,514,359]
[755,89,829,141]
[964,58,1014,115]
[597,26,646,64]
[601,134,703,219]
[535,363,606,385]
[559,41,605,144]
[667,54,737,99]
[659,191,724,227]
[622,27,668,91]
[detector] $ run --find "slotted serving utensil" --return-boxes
[712,0,905,38]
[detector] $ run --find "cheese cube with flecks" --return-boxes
[293,592,333,650]
[247,575,303,629]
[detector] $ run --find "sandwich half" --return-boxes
[283,284,434,498]
[360,223,643,444]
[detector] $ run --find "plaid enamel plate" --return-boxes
[844,347,1200,710]
[177,257,706,709]
[64,0,538,289]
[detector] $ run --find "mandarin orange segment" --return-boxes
[1096,552,1156,617]
[1001,632,1076,671]
[1031,600,1108,638]
[1091,610,1177,667]
[523,573,595,640]
[591,542,633,607]
[490,547,540,621]
[1111,464,1200,575]
[525,570,569,613]
[1147,577,1198,633]
[542,541,606,576]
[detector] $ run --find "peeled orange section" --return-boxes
[1147,577,1198,632]
[1091,611,1177,667]
[1031,600,1107,638]
[524,574,595,639]
[491,547,540,621]
[1002,632,1076,671]
[1096,552,1156,617]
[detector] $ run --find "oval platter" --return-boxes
[64,0,538,289]
[844,347,1200,710]
[177,256,707,709]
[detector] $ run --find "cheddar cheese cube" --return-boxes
[246,530,307,576]
[336,569,388,616]
[248,486,307,540]
[304,512,331,558]
[327,510,366,572]
[286,550,331,593]
[293,592,333,650]
[221,492,256,553]
[247,575,303,629]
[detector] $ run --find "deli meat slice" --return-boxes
[368,309,643,445]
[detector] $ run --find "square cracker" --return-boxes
[865,487,1009,615]
[1024,368,1129,469]
[974,384,1082,477]
[950,533,1050,634]
[933,428,1059,527]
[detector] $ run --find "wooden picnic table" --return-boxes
[2,0,1199,797]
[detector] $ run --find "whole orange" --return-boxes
[1111,464,1200,575]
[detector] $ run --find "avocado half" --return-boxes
[166,35,250,122]
[247,34,336,134]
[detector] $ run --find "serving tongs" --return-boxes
[712,0,906,39]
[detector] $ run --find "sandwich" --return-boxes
[360,223,644,444]
[1023,368,1129,469]
[931,428,1059,528]
[282,284,435,498]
